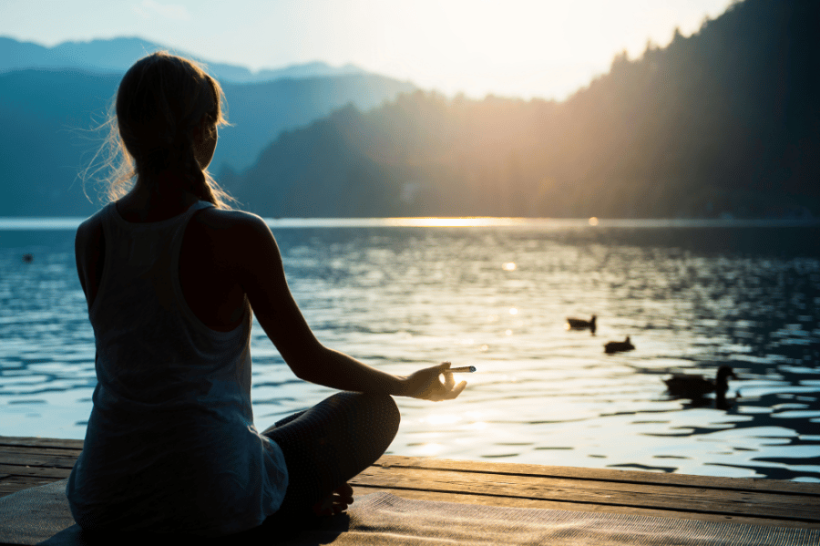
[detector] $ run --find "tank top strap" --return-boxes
[91,200,215,319]
[167,200,215,259]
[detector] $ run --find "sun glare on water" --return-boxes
[382,217,528,227]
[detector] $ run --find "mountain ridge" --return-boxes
[0,67,415,217]
[0,35,367,83]
[230,0,820,219]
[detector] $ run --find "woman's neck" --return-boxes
[116,176,200,223]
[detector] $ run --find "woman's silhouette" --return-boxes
[66,52,466,538]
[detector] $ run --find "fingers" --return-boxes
[408,362,468,401]
[436,362,466,401]
[440,380,467,400]
[443,370,456,390]
[439,361,455,389]
[431,379,467,401]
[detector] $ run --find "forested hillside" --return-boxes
[232,0,819,219]
[0,69,414,216]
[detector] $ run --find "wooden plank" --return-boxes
[0,475,58,487]
[0,453,78,470]
[2,437,815,496]
[0,437,83,450]
[374,455,820,496]
[0,484,31,498]
[0,446,82,459]
[2,435,819,530]
[0,474,59,500]
[350,485,820,530]
[0,464,72,479]
[350,465,820,524]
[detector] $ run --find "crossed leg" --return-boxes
[259,392,401,528]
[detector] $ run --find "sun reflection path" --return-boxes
[422,414,462,426]
[383,217,530,227]
[416,443,443,456]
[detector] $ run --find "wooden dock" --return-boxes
[2,435,819,531]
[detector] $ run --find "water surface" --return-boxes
[1,218,819,481]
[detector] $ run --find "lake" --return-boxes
[1,217,819,482]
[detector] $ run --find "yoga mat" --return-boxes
[1,479,817,545]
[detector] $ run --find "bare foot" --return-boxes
[311,482,354,516]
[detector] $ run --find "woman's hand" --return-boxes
[400,362,467,401]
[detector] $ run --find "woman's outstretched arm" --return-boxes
[228,213,465,401]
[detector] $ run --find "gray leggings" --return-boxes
[257,392,400,530]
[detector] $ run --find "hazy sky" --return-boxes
[2,0,735,100]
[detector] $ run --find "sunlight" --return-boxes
[382,217,528,227]
[423,414,462,426]
[502,262,517,271]
[589,217,599,226]
[416,443,443,456]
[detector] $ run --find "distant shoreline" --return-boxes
[1,217,819,230]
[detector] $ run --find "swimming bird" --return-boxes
[567,315,596,334]
[664,366,736,397]
[604,336,634,353]
[22,254,33,263]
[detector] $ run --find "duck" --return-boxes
[604,336,634,354]
[566,314,596,334]
[664,366,736,397]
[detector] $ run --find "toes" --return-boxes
[335,483,354,503]
[311,483,356,517]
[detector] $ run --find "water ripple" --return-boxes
[1,225,820,480]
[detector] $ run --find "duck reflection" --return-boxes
[674,390,739,411]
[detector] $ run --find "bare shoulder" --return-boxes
[75,211,104,253]
[189,207,272,239]
[77,210,103,236]
[74,210,106,298]
[187,207,279,266]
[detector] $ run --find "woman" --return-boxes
[67,51,466,538]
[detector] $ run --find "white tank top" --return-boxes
[66,201,288,536]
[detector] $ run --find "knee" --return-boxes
[334,391,400,439]
[362,393,400,455]
[374,393,401,437]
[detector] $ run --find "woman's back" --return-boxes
[66,201,288,536]
[77,193,248,332]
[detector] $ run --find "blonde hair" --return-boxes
[86,51,234,208]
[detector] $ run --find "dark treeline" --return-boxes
[231,0,820,219]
